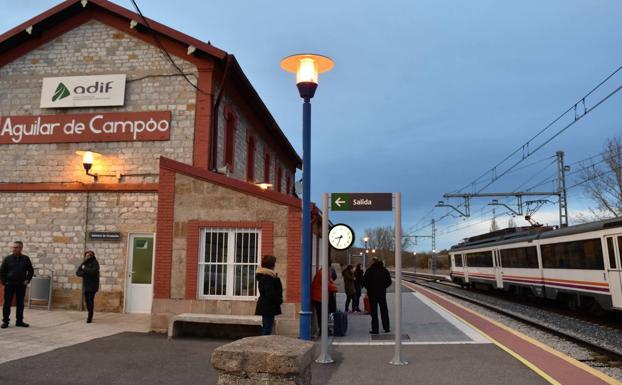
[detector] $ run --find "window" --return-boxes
[454,254,463,267]
[285,171,291,195]
[276,166,282,193]
[540,238,604,270]
[247,136,255,182]
[466,250,493,267]
[224,112,236,170]
[264,152,271,184]
[199,228,261,298]
[500,246,538,268]
[606,237,616,268]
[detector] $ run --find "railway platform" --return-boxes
[318,277,620,385]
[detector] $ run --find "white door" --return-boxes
[126,234,155,313]
[494,250,503,289]
[605,236,622,310]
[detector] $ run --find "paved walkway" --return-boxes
[0,308,150,364]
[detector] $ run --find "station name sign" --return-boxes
[331,193,393,211]
[0,111,171,144]
[40,74,126,108]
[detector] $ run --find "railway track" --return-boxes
[397,271,622,367]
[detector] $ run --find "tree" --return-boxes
[362,226,414,266]
[579,136,622,220]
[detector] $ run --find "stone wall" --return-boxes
[215,93,295,194]
[151,173,299,335]
[0,19,198,184]
[0,191,157,311]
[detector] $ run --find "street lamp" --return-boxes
[363,236,369,269]
[281,53,334,341]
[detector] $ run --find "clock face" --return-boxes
[328,224,355,250]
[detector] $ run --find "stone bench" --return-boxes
[211,335,315,385]
[168,313,263,339]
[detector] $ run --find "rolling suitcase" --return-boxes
[332,311,348,337]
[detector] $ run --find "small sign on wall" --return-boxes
[89,232,122,241]
[40,74,126,108]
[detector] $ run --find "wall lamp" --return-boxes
[76,150,101,181]
[256,182,273,190]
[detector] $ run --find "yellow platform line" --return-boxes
[401,280,621,385]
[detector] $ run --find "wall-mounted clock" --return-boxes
[328,223,355,250]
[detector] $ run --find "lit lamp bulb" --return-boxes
[83,151,94,171]
[296,58,318,84]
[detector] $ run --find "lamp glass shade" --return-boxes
[296,58,318,84]
[83,151,94,166]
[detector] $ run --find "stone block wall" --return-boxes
[0,19,198,184]
[0,191,157,311]
[215,93,295,194]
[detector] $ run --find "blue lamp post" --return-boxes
[281,53,334,340]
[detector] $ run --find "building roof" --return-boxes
[0,0,301,168]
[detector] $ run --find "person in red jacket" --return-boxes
[311,261,337,336]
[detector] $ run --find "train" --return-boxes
[449,217,622,312]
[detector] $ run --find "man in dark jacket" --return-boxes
[1,241,34,328]
[362,258,392,334]
[76,250,100,323]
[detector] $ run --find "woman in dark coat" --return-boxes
[76,250,99,323]
[255,255,283,335]
[342,265,356,312]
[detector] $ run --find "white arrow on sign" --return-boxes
[334,197,346,207]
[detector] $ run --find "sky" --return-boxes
[2,1,622,251]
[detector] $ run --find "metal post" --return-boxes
[390,192,407,365]
[557,150,569,228]
[431,219,436,276]
[364,240,368,269]
[299,97,313,340]
[316,193,333,363]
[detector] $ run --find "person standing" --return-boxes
[311,263,338,336]
[353,263,364,312]
[362,258,392,334]
[76,250,100,323]
[341,265,356,312]
[255,255,283,335]
[1,241,34,328]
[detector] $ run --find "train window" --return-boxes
[466,251,493,267]
[540,238,604,270]
[500,246,538,268]
[454,255,463,267]
[607,237,616,269]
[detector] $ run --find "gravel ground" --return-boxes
[418,282,622,381]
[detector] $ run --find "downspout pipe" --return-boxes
[209,54,234,171]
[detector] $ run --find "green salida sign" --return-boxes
[331,193,393,211]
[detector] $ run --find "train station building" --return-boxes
[0,0,319,335]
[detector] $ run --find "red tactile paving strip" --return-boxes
[415,285,615,385]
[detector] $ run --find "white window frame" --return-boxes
[198,227,262,300]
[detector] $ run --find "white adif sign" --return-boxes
[40,74,126,108]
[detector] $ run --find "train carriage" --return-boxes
[449,218,622,312]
